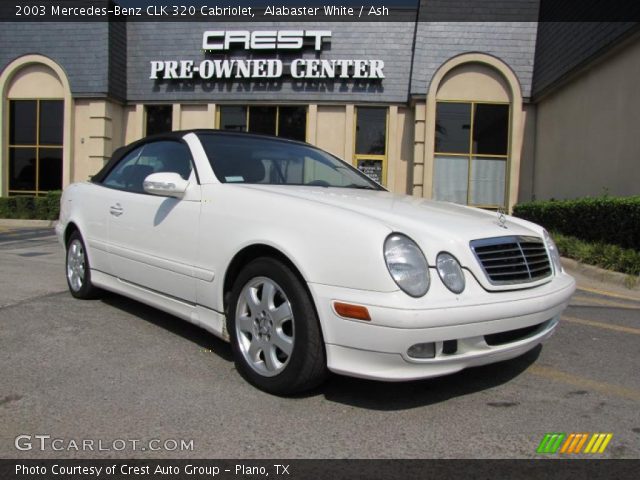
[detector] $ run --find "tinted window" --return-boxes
[102,146,144,191]
[435,102,471,154]
[138,141,193,180]
[9,100,37,145]
[146,105,172,136]
[434,101,510,208]
[39,100,64,145]
[473,104,509,155]
[248,106,277,136]
[9,148,37,192]
[355,107,386,155]
[278,106,306,141]
[8,99,63,195]
[103,141,193,193]
[219,106,247,132]
[219,106,307,141]
[38,148,63,191]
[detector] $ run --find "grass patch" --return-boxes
[552,231,640,277]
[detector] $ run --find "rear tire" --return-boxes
[66,231,100,299]
[228,257,327,395]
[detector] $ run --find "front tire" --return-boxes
[66,231,100,299]
[228,257,326,395]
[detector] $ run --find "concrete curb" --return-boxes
[0,219,58,228]
[561,257,639,292]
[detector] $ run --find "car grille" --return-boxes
[470,236,552,285]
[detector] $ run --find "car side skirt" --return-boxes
[91,270,229,341]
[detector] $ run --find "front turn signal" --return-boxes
[333,302,371,321]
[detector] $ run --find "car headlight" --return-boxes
[384,233,430,297]
[543,229,563,274]
[436,252,465,294]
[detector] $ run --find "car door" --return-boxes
[101,139,201,304]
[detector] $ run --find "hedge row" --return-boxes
[0,191,61,220]
[513,196,640,251]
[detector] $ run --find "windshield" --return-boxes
[199,133,383,190]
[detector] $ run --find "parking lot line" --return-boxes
[528,365,640,402]
[562,315,640,335]
[577,286,640,303]
[571,295,640,310]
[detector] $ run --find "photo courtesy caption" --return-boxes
[16,464,291,476]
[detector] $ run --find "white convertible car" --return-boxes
[57,130,575,394]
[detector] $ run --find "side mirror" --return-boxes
[143,172,189,198]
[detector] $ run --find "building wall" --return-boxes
[390,106,414,194]
[108,21,127,103]
[315,105,349,159]
[126,22,415,104]
[72,100,123,183]
[517,104,537,203]
[178,104,216,130]
[411,21,538,100]
[8,18,635,204]
[533,36,640,200]
[0,21,111,98]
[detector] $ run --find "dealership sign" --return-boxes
[149,30,385,80]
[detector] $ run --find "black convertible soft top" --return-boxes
[90,129,309,184]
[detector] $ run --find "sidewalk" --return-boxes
[0,218,57,228]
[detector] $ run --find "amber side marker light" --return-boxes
[334,302,371,321]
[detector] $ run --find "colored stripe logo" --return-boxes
[537,433,613,454]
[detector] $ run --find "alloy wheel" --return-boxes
[235,276,295,377]
[66,239,85,292]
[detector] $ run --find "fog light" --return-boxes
[407,342,436,359]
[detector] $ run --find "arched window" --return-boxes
[8,98,63,195]
[434,99,510,207]
[1,56,71,197]
[424,54,524,211]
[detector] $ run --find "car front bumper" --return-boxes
[308,271,575,381]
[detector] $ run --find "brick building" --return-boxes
[0,1,638,209]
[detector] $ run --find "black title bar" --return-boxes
[2,1,640,22]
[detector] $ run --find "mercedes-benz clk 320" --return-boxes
[56,130,575,394]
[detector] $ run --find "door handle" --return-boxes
[109,204,124,217]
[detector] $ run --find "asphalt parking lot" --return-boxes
[1,227,639,459]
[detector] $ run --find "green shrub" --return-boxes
[0,197,16,219]
[15,197,36,219]
[552,232,640,276]
[34,197,50,219]
[46,191,62,220]
[513,195,640,251]
[0,191,61,220]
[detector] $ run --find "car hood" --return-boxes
[237,185,541,245]
[232,185,550,292]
